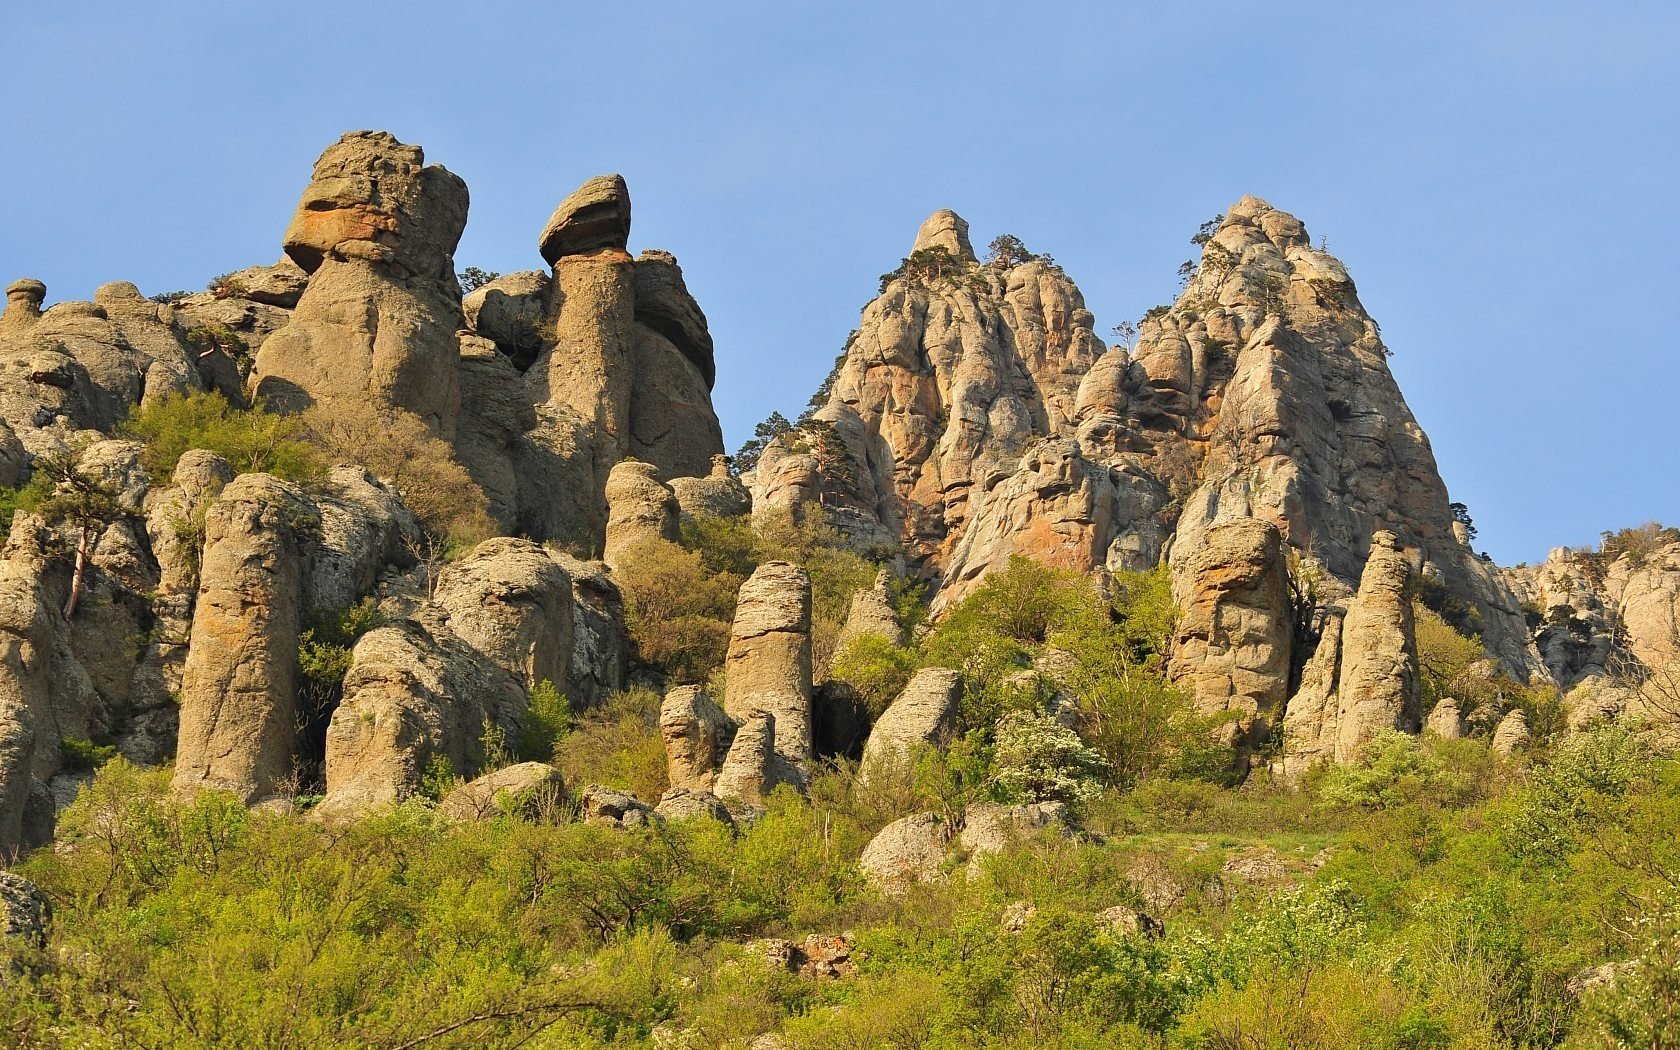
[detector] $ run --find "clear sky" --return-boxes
[3,2,1675,565]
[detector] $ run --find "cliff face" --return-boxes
[752,197,1538,684]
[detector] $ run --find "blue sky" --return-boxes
[3,2,1675,565]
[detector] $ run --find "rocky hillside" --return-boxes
[0,130,1676,866]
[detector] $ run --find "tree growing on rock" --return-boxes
[30,454,128,618]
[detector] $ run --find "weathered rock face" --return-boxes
[757,201,1539,684]
[318,606,525,822]
[602,460,679,570]
[173,474,320,802]
[172,466,413,806]
[1424,696,1466,739]
[0,278,207,462]
[724,562,814,762]
[0,555,55,852]
[439,761,564,821]
[1167,518,1293,747]
[837,568,904,651]
[432,537,574,692]
[539,175,632,265]
[1281,532,1420,776]
[252,131,467,438]
[669,455,751,521]
[1492,709,1531,755]
[859,667,961,779]
[0,870,50,949]
[1504,539,1680,726]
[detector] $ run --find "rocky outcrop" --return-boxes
[712,711,790,804]
[659,685,734,793]
[724,562,814,762]
[669,455,751,521]
[252,131,467,439]
[858,811,951,889]
[431,538,573,692]
[654,787,733,825]
[756,199,1539,690]
[0,871,50,949]
[1424,696,1465,739]
[836,568,904,650]
[1281,532,1420,776]
[578,783,655,827]
[1167,518,1293,749]
[860,801,1071,889]
[172,474,320,802]
[1492,709,1531,755]
[859,667,961,779]
[602,460,679,570]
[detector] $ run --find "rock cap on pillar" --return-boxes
[539,175,632,265]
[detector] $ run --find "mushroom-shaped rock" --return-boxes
[539,175,632,265]
[912,210,975,262]
[1,279,46,329]
[439,762,565,821]
[669,455,751,520]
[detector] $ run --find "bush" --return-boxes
[554,688,668,801]
[990,711,1105,806]
[120,390,321,482]
[613,536,741,682]
[828,633,918,716]
[302,400,493,546]
[518,679,572,762]
[1315,730,1473,811]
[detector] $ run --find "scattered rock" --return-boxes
[659,686,734,793]
[578,783,655,827]
[439,761,565,821]
[724,562,814,762]
[0,871,50,950]
[653,787,733,825]
[1095,905,1164,939]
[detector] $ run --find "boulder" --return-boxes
[859,811,951,889]
[659,685,734,792]
[602,460,679,569]
[439,761,564,821]
[957,801,1069,870]
[1095,905,1165,939]
[463,270,551,368]
[836,568,903,650]
[1424,696,1466,739]
[538,175,631,264]
[0,871,50,950]
[859,667,961,781]
[578,783,655,827]
[1492,709,1531,755]
[431,537,573,693]
[653,787,733,825]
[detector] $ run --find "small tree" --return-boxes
[32,454,128,619]
[458,267,501,294]
[1449,502,1477,542]
[986,234,1037,267]
[1110,320,1136,351]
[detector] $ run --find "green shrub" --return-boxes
[518,679,572,762]
[59,737,118,771]
[120,390,321,482]
[1315,731,1474,811]
[554,688,668,800]
[828,632,919,716]
[990,711,1105,807]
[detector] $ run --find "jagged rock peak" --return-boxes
[912,209,975,261]
[539,174,632,265]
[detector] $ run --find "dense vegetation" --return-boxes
[5,544,1675,1047]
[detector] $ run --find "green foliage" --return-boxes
[1412,571,1484,639]
[1314,730,1473,811]
[555,688,668,800]
[59,736,118,771]
[206,271,247,299]
[614,536,741,682]
[147,289,189,304]
[1190,213,1225,247]
[879,244,967,292]
[984,233,1041,267]
[828,632,919,716]
[518,679,573,762]
[731,409,793,475]
[990,711,1105,806]
[1579,891,1680,1047]
[120,390,321,482]
[457,266,502,293]
[0,471,53,540]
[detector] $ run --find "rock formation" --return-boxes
[659,685,734,793]
[724,562,814,761]
[1167,518,1293,751]
[859,667,961,779]
[1281,532,1420,776]
[836,568,904,650]
[602,460,680,569]
[251,131,467,438]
